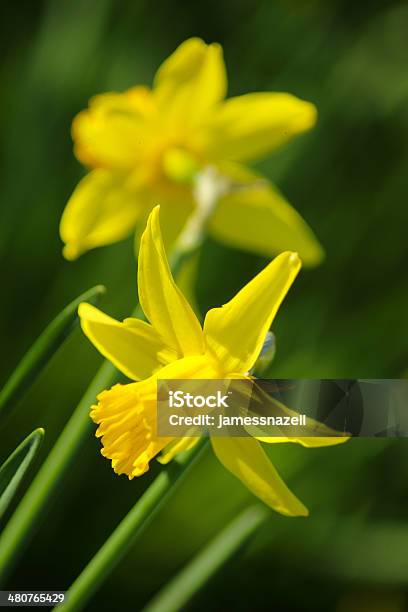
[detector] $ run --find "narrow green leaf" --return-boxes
[0,285,105,422]
[0,429,44,522]
[143,505,269,612]
[55,439,209,612]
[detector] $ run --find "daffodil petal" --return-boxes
[73,86,155,169]
[138,206,204,356]
[60,169,146,260]
[210,181,324,267]
[257,436,349,447]
[244,385,350,446]
[158,437,201,465]
[79,302,175,381]
[154,37,226,124]
[211,436,308,516]
[204,251,301,374]
[205,92,316,162]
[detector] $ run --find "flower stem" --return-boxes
[142,504,268,612]
[57,439,209,612]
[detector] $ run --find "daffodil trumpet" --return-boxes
[60,37,324,266]
[79,206,347,517]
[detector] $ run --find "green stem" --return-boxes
[0,285,105,423]
[142,504,268,612]
[57,439,209,612]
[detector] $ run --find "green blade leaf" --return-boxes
[55,439,209,612]
[143,505,269,612]
[0,285,105,423]
[0,429,44,522]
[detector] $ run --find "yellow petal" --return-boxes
[245,386,350,447]
[73,86,155,169]
[258,436,349,447]
[204,252,301,374]
[154,38,226,124]
[138,206,204,356]
[211,436,308,516]
[209,180,324,267]
[158,437,201,465]
[60,169,146,260]
[205,92,316,162]
[79,302,176,381]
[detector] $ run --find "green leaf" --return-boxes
[143,505,269,612]
[0,429,44,522]
[0,285,105,423]
[55,439,209,612]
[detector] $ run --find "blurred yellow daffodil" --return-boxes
[61,37,323,265]
[79,207,344,516]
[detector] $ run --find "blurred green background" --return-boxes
[1,0,408,610]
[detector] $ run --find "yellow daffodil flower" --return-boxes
[79,207,345,517]
[61,37,324,266]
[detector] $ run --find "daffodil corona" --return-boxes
[61,38,323,265]
[79,207,345,517]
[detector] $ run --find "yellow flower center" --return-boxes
[161,146,200,184]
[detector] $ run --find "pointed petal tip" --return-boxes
[278,250,302,273]
[297,507,310,518]
[299,503,310,517]
[275,489,309,518]
[146,205,161,233]
[77,301,93,318]
[303,241,326,268]
[281,499,309,518]
[62,243,81,261]
[295,99,317,132]
[185,36,221,47]
[288,251,301,268]
[307,101,318,125]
